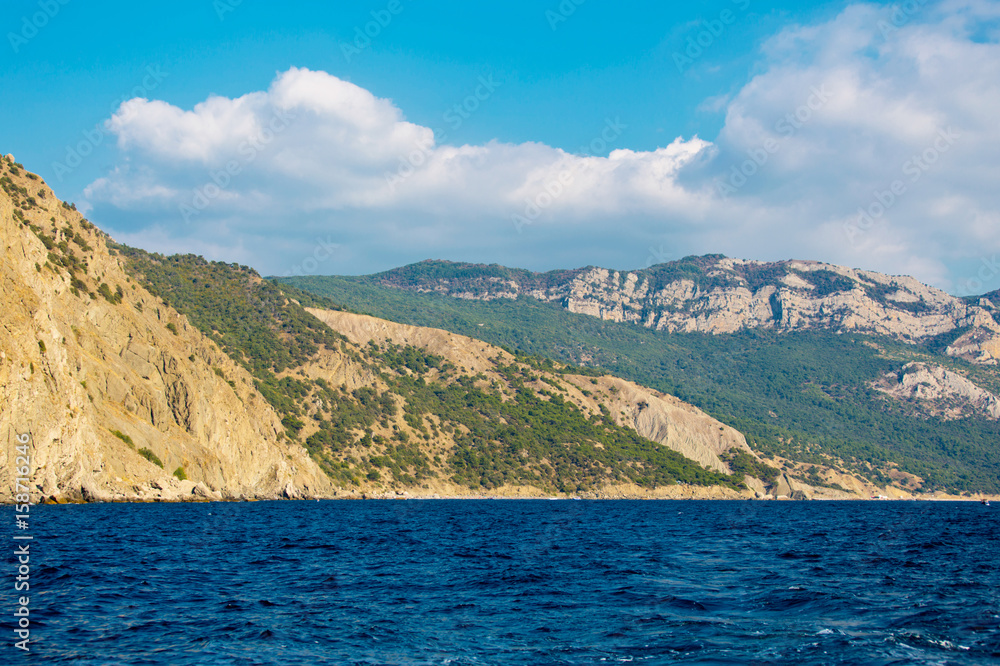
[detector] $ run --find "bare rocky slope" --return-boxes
[0,156,334,502]
[872,362,1000,421]
[308,309,772,497]
[305,308,907,500]
[366,258,1000,364]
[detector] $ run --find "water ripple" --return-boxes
[2,500,998,664]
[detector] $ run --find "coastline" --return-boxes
[12,483,999,505]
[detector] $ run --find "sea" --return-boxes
[3,500,998,665]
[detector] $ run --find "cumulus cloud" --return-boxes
[90,67,709,217]
[85,66,713,274]
[84,3,1000,292]
[679,1,1000,291]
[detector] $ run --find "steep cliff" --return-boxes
[0,156,334,502]
[873,362,1000,421]
[362,258,1000,362]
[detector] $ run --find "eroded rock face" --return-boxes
[872,362,1000,421]
[946,327,1000,366]
[0,161,334,502]
[384,258,1000,363]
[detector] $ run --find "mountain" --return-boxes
[282,261,1000,495]
[2,155,814,501]
[113,248,767,499]
[0,156,333,502]
[347,258,1000,360]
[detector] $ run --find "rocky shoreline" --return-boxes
[16,482,999,505]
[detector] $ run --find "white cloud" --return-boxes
[85,4,1000,292]
[89,67,709,220]
[689,1,1000,290]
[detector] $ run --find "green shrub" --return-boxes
[110,429,135,448]
[138,447,164,468]
[281,414,305,437]
[173,467,187,481]
[98,282,122,304]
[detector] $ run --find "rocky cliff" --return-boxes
[873,362,1000,421]
[0,156,334,502]
[368,258,1000,364]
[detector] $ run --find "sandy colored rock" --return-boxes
[873,361,1000,420]
[0,164,335,502]
[309,308,767,481]
[392,258,1000,363]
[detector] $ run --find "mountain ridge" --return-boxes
[360,257,1000,362]
[5,153,997,500]
[284,266,1000,495]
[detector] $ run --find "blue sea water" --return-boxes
[3,500,999,665]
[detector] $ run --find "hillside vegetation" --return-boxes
[116,250,747,494]
[282,274,1000,494]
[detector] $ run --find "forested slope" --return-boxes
[284,274,1000,493]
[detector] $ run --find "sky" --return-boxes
[2,0,999,295]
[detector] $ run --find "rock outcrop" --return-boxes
[370,258,1000,362]
[0,157,335,502]
[946,327,1000,366]
[873,362,1000,421]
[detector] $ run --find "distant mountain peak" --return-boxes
[362,255,1000,362]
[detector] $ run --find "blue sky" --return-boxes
[3,0,1000,295]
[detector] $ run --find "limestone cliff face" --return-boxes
[0,158,334,502]
[377,258,1000,363]
[562,374,752,475]
[945,327,1000,366]
[872,362,1000,421]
